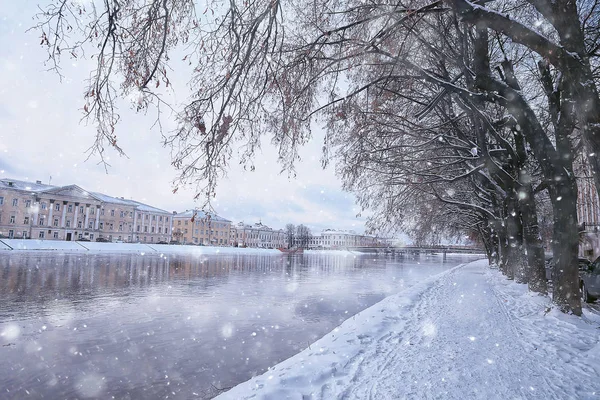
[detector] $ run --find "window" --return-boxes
[25,200,31,207]
[88,222,94,229]
[0,197,3,205]
[66,220,71,228]
[120,211,124,218]
[22,231,27,239]
[90,207,95,215]
[8,230,14,239]
[38,231,45,239]
[109,223,114,230]
[9,215,15,224]
[144,226,148,232]
[41,202,47,210]
[53,232,59,239]
[119,224,123,232]
[151,226,155,233]
[159,216,163,222]
[53,218,59,227]
[178,221,181,226]
[111,209,115,217]
[184,229,188,234]
[151,237,154,242]
[165,217,169,222]
[185,220,188,226]
[78,233,83,240]
[68,204,73,212]
[165,228,169,234]
[159,227,163,233]
[78,221,82,228]
[79,206,84,214]
[12,198,18,206]
[137,225,140,232]
[39,217,45,226]
[90,234,94,240]
[101,208,105,216]
[24,216,29,224]
[54,203,60,211]
[138,213,141,219]
[99,222,104,229]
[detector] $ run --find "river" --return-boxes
[0,251,479,399]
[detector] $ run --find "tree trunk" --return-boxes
[549,181,582,315]
[518,182,548,295]
[506,192,527,283]
[497,222,509,276]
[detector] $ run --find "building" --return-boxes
[0,178,171,243]
[234,222,286,248]
[172,210,231,245]
[307,229,385,249]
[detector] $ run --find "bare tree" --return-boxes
[285,223,295,249]
[33,0,590,313]
[295,224,311,248]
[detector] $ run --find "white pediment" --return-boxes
[39,185,95,201]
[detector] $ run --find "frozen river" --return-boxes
[0,251,478,399]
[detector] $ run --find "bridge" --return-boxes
[347,245,485,258]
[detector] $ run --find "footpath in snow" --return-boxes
[219,259,600,399]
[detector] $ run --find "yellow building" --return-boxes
[172,210,231,246]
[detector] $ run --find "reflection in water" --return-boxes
[0,251,476,399]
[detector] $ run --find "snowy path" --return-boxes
[219,260,600,399]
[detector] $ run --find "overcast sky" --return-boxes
[0,1,373,235]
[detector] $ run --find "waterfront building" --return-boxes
[0,178,171,243]
[172,210,231,245]
[307,229,386,249]
[234,222,286,248]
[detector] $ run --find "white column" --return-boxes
[156,216,160,235]
[162,217,166,236]
[61,202,67,228]
[133,210,138,233]
[48,200,54,227]
[95,206,101,229]
[84,205,90,229]
[73,203,79,229]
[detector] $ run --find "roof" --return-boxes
[173,209,231,222]
[90,192,135,206]
[0,178,56,192]
[126,200,170,214]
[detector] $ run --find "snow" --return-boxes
[0,240,281,254]
[218,259,600,399]
[0,239,88,251]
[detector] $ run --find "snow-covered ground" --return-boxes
[218,259,600,399]
[0,239,282,255]
[0,240,378,255]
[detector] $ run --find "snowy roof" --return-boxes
[173,210,231,222]
[125,200,170,215]
[0,178,56,193]
[90,192,135,206]
[321,229,357,236]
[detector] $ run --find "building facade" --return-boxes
[0,178,172,243]
[234,222,286,248]
[307,229,385,249]
[172,210,231,245]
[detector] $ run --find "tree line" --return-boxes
[33,0,600,314]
